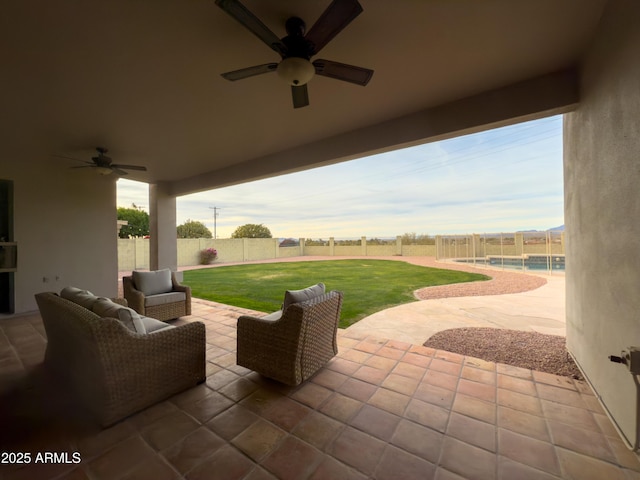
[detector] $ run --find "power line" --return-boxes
[209,206,221,239]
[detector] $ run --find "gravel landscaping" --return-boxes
[424,327,583,379]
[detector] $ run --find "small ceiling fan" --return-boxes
[215,0,374,108]
[56,147,147,176]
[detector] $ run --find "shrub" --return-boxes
[199,247,218,265]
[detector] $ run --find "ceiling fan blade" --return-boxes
[69,165,94,169]
[111,164,147,172]
[305,0,363,55]
[291,84,309,109]
[221,63,278,81]
[112,168,129,176]
[313,59,373,86]
[215,0,287,56]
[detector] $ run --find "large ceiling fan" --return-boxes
[56,147,147,176]
[215,0,374,108]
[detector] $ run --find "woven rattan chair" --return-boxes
[35,292,206,427]
[123,270,191,321]
[237,291,343,386]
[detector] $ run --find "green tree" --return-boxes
[177,219,212,238]
[231,223,272,238]
[117,204,149,238]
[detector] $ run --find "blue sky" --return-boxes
[117,115,564,239]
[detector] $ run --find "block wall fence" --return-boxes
[117,232,564,271]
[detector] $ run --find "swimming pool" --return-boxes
[455,254,565,272]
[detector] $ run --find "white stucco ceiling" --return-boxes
[1,0,607,193]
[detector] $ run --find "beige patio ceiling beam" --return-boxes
[167,69,578,198]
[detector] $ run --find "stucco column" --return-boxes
[149,182,177,273]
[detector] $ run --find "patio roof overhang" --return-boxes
[1,0,605,195]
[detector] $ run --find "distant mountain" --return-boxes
[548,225,565,231]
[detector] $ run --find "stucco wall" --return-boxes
[564,0,640,446]
[3,156,118,313]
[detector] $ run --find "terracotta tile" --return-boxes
[540,399,600,432]
[75,420,137,458]
[393,360,427,379]
[381,373,420,396]
[375,445,436,480]
[447,412,496,452]
[496,363,533,380]
[536,383,586,408]
[57,467,92,480]
[556,447,627,480]
[206,404,259,440]
[607,437,640,472]
[497,388,542,416]
[498,428,560,475]
[423,370,459,391]
[218,377,260,402]
[205,369,241,390]
[405,398,450,432]
[364,355,398,372]
[352,365,388,385]
[311,369,349,390]
[452,393,496,424]
[368,388,411,416]
[548,419,616,462]
[400,352,432,369]
[461,365,496,385]
[308,456,368,480]
[337,377,377,402]
[498,456,562,480]
[583,394,606,414]
[497,374,536,395]
[434,350,465,364]
[414,383,455,409]
[231,419,287,462]
[329,426,386,476]
[594,412,621,438]
[181,391,235,423]
[243,467,278,480]
[457,378,496,402]
[574,380,595,395]
[339,348,371,364]
[497,405,550,442]
[350,404,401,441]
[130,401,180,429]
[261,397,312,432]
[433,467,466,479]
[336,337,361,350]
[377,346,406,360]
[325,357,361,376]
[263,436,324,479]
[170,384,215,408]
[354,339,383,354]
[292,411,344,450]
[319,393,363,422]
[439,437,496,480]
[533,370,577,390]
[409,345,436,357]
[386,339,412,351]
[162,427,225,474]
[391,418,444,463]
[141,411,201,451]
[120,455,180,480]
[87,435,157,480]
[186,444,254,480]
[239,388,283,415]
[464,357,496,372]
[430,358,463,376]
[290,382,333,409]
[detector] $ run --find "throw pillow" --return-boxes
[118,308,146,334]
[132,269,172,296]
[60,286,98,310]
[283,282,325,311]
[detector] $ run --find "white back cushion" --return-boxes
[283,282,325,311]
[132,269,172,296]
[60,286,98,310]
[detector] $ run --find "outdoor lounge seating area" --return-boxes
[1,297,639,480]
[123,269,192,321]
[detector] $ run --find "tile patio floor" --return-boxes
[1,297,639,480]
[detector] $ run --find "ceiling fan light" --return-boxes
[277,57,315,86]
[95,167,113,175]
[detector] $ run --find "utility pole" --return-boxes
[209,206,220,239]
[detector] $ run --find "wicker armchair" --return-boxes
[237,291,343,386]
[35,292,206,427]
[123,270,191,321]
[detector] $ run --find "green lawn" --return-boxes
[182,259,489,328]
